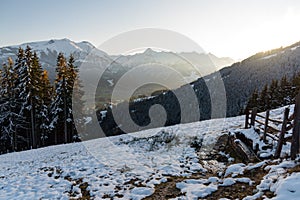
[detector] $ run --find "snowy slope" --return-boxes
[0,117,231,199]
[1,105,299,199]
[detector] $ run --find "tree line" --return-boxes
[0,46,84,153]
[245,73,300,113]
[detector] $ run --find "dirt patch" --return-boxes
[209,162,270,199]
[65,176,92,200]
[287,164,300,174]
[143,159,273,199]
[143,172,214,200]
[143,177,183,200]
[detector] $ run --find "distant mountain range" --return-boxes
[0,38,234,82]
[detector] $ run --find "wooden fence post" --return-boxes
[245,109,249,129]
[250,107,257,127]
[291,93,300,160]
[263,110,270,143]
[275,107,290,158]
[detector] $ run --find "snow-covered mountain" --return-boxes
[1,38,109,59]
[0,38,112,82]
[0,105,299,199]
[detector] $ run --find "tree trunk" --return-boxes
[63,76,68,143]
[30,98,36,148]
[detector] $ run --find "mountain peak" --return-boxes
[47,39,55,44]
[47,38,71,44]
[144,48,156,54]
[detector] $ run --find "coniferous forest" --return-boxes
[245,74,300,112]
[0,46,84,154]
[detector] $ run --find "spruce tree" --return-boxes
[69,56,85,141]
[39,70,53,144]
[279,76,292,106]
[268,80,279,109]
[14,47,44,148]
[66,55,76,142]
[50,53,69,144]
[258,84,270,111]
[291,72,300,101]
[31,52,44,147]
[0,57,24,151]
[246,88,259,110]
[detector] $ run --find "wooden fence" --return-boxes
[245,93,300,160]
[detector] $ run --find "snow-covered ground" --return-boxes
[0,105,299,199]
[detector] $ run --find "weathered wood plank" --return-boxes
[245,109,249,129]
[255,119,265,125]
[263,110,270,143]
[275,108,290,158]
[250,107,257,127]
[228,134,260,163]
[291,93,300,160]
[267,118,284,124]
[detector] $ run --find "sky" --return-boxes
[1,0,300,60]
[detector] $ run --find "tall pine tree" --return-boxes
[50,53,69,144]
[39,70,53,146]
[0,57,25,151]
[15,47,45,148]
[68,55,85,141]
[246,88,259,110]
[268,79,280,108]
[50,53,84,143]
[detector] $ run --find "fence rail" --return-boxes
[245,93,300,160]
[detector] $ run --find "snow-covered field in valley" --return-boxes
[1,105,300,199]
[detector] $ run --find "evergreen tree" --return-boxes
[291,72,300,101]
[0,57,24,151]
[50,53,69,144]
[66,55,76,142]
[39,70,53,146]
[246,88,259,110]
[69,57,85,142]
[279,76,292,106]
[258,84,270,111]
[268,80,279,109]
[14,47,44,148]
[14,46,34,148]
[31,52,44,147]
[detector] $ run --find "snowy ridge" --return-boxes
[8,38,108,58]
[260,53,278,60]
[0,38,109,61]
